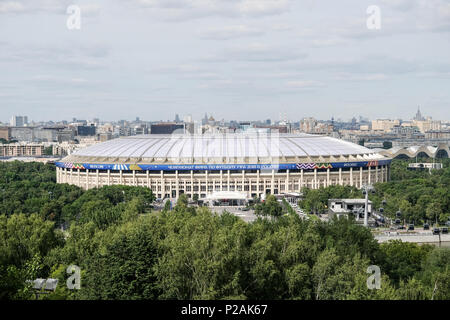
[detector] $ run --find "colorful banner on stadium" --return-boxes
[55,159,391,171]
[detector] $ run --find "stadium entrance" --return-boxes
[205,191,250,207]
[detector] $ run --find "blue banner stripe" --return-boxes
[55,160,391,171]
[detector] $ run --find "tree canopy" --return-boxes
[0,160,449,300]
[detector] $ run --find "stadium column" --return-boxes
[314,168,317,189]
[107,170,111,186]
[205,170,208,197]
[96,169,99,188]
[78,168,80,187]
[359,167,363,188]
[381,165,384,183]
[286,169,290,193]
[257,170,260,197]
[86,169,89,189]
[375,166,378,183]
[220,170,223,192]
[227,170,231,192]
[350,167,353,186]
[161,170,165,198]
[133,170,136,186]
[176,170,179,199]
[190,170,194,198]
[368,166,371,184]
[146,170,150,189]
[242,170,245,194]
[339,168,342,185]
[326,168,330,187]
[120,170,123,184]
[300,169,304,192]
[70,168,73,185]
[271,169,275,194]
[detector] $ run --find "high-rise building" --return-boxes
[184,114,192,123]
[10,116,28,127]
[414,106,425,121]
[202,113,208,125]
[151,123,184,134]
[77,125,96,136]
[371,119,400,132]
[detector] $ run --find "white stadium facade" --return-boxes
[56,133,392,200]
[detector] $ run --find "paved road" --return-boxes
[375,232,450,244]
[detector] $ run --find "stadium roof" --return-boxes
[65,133,387,164]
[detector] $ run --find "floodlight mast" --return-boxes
[362,184,374,227]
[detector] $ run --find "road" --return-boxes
[375,231,450,244]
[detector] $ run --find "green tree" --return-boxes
[255,195,283,218]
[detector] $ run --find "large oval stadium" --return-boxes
[56,133,392,200]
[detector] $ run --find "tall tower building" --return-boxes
[414,106,424,121]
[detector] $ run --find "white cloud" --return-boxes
[200,25,264,40]
[380,0,416,11]
[0,1,25,13]
[334,73,389,81]
[0,0,72,14]
[79,4,101,17]
[238,0,291,17]
[209,42,307,62]
[285,80,324,88]
[0,0,102,15]
[126,0,291,20]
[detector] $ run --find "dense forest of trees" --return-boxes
[0,160,449,300]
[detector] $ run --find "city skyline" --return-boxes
[1,106,446,125]
[1,0,450,121]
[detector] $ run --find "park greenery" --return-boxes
[0,160,449,300]
[299,158,450,226]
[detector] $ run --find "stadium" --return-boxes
[56,133,392,202]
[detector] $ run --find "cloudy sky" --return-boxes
[0,0,449,123]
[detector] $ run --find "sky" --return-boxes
[0,0,449,123]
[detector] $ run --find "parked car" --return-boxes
[442,227,449,234]
[394,219,401,224]
[433,228,441,235]
[423,224,430,230]
[407,224,414,231]
[397,225,405,230]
